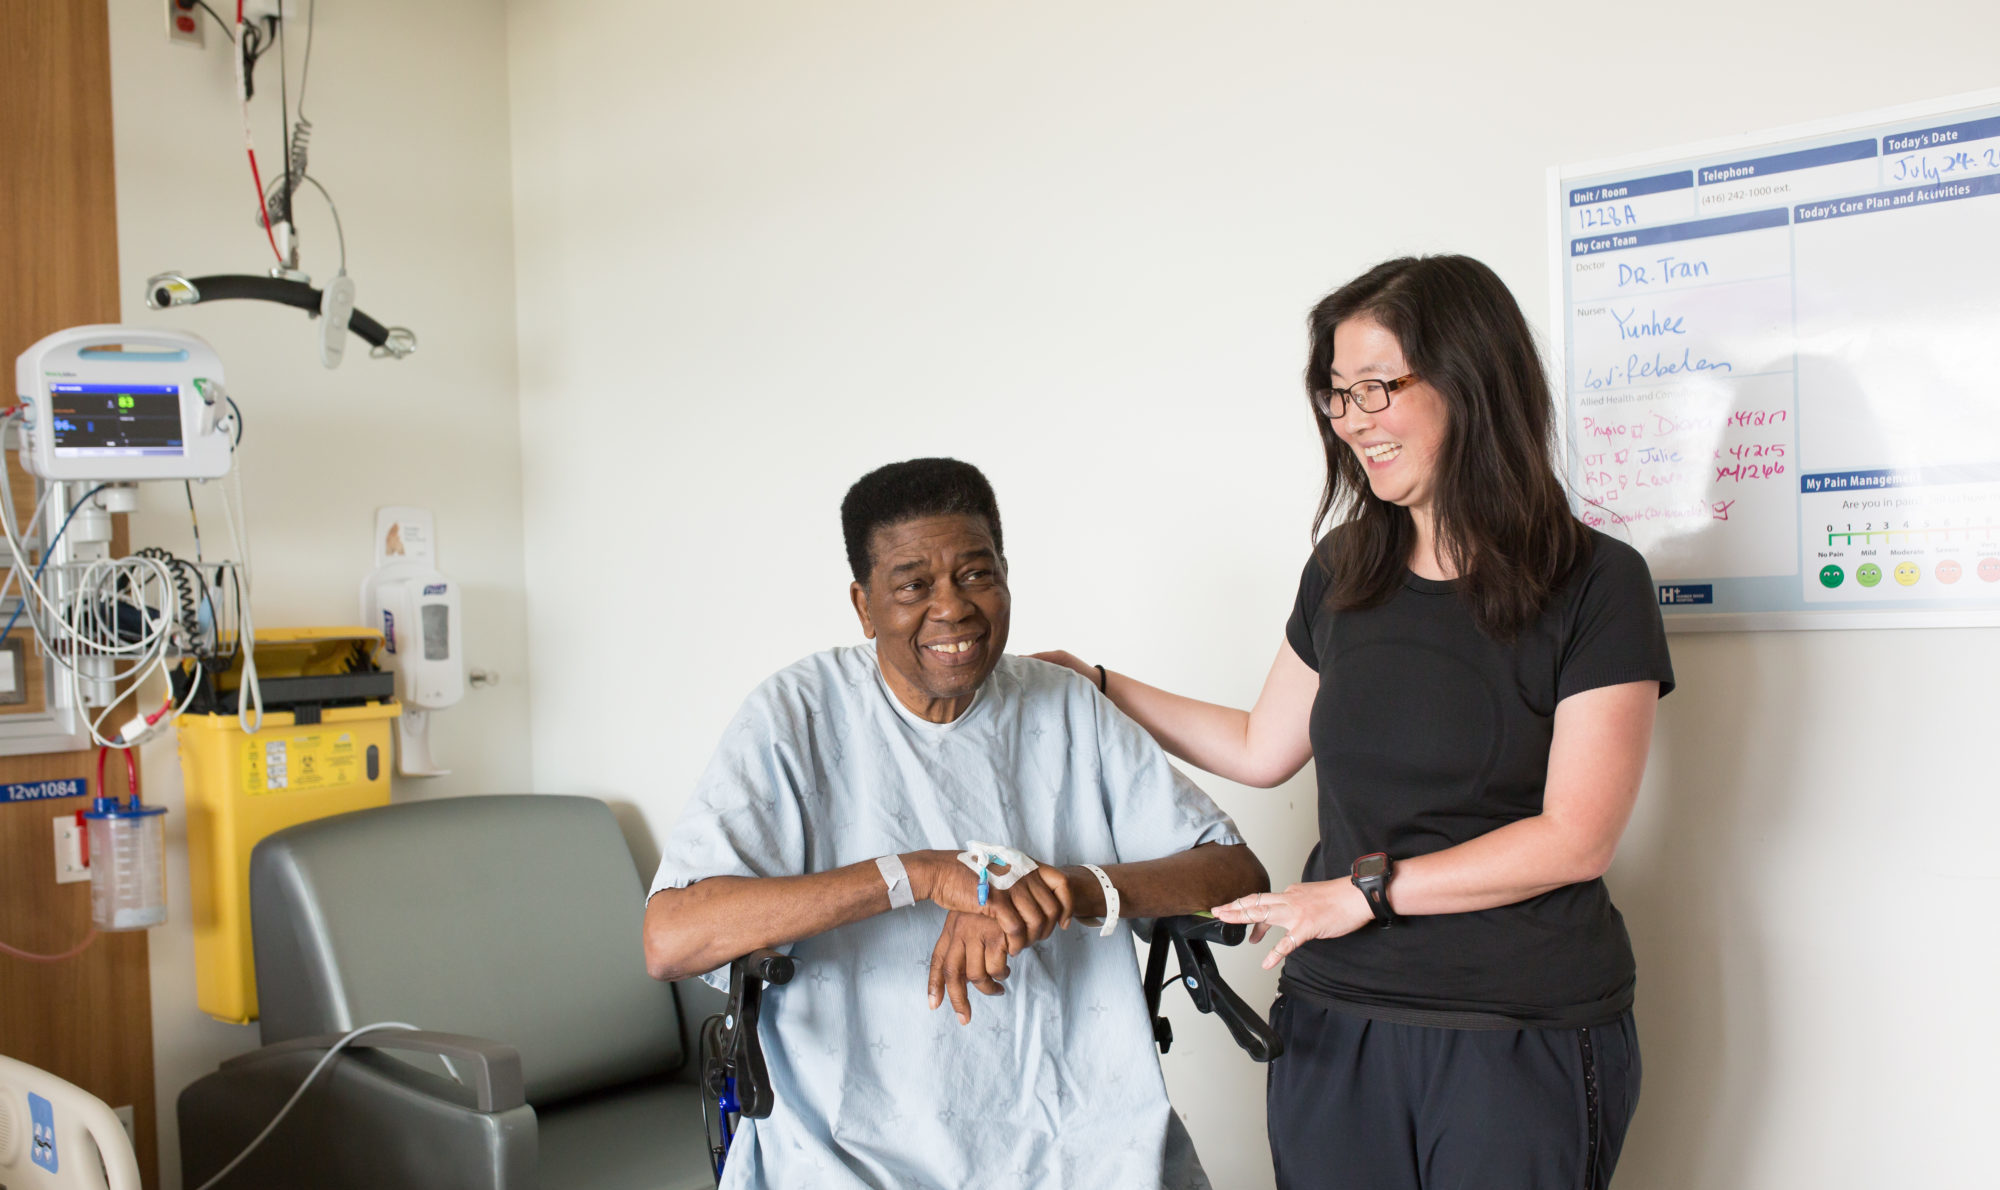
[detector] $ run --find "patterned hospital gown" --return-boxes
[651,643,1242,1190]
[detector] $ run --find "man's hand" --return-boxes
[927,911,1012,1024]
[908,850,1074,954]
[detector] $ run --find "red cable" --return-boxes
[249,151,282,262]
[5,752,115,964]
[0,930,99,964]
[238,0,282,263]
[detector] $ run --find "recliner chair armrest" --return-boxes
[233,1029,525,1111]
[182,1035,536,1190]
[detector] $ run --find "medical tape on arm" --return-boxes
[876,854,915,909]
[956,841,1038,889]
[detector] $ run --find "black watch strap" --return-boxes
[1350,852,1396,928]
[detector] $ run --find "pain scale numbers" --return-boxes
[1827,516,1998,545]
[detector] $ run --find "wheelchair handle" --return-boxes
[1173,914,1248,946]
[744,947,794,985]
[1145,914,1285,1064]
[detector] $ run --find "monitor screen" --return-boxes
[47,383,185,456]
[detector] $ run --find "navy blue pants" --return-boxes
[1266,996,1642,1190]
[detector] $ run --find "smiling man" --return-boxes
[642,457,1267,1190]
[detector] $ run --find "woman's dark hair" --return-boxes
[841,457,1005,584]
[1305,255,1589,639]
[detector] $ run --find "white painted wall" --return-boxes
[104,2,530,1184]
[505,5,2000,1187]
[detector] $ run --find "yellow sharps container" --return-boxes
[176,628,399,1023]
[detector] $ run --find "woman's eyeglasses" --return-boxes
[1312,373,1419,419]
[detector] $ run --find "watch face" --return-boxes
[1353,853,1388,880]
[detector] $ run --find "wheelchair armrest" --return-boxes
[1144,914,1285,1064]
[235,1029,524,1112]
[183,1035,536,1189]
[704,947,795,1121]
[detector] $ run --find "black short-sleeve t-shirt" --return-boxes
[1281,528,1674,1029]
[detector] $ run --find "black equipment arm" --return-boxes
[1143,914,1284,1064]
[145,273,414,356]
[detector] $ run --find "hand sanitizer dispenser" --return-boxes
[359,507,464,776]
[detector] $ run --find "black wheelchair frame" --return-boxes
[696,915,1280,1184]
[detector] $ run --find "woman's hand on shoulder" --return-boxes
[1212,880,1373,970]
[1027,649,1093,680]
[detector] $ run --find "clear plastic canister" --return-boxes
[83,797,168,931]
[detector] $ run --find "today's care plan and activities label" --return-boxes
[1552,93,2000,630]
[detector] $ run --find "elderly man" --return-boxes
[643,457,1268,1189]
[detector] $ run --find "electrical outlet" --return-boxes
[240,0,300,20]
[166,0,204,46]
[53,817,89,884]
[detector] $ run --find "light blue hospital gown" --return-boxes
[651,644,1242,1190]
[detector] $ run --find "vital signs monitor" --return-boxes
[14,325,234,483]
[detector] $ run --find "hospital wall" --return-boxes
[102,1,533,1184]
[505,3,2000,1187]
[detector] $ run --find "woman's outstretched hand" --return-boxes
[1213,881,1375,970]
[1028,649,1093,680]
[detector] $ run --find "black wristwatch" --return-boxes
[1350,852,1397,928]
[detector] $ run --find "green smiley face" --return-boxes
[1818,564,1845,588]
[1856,563,1882,587]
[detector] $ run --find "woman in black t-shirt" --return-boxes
[1036,255,1673,1189]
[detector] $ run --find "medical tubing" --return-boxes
[276,4,292,228]
[235,2,284,263]
[97,743,139,798]
[301,175,345,272]
[220,466,262,734]
[0,427,226,745]
[0,483,111,644]
[295,0,316,119]
[0,483,53,619]
[157,275,394,347]
[190,1022,420,1190]
[0,929,99,964]
[0,439,191,738]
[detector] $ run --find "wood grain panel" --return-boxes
[0,1,159,1186]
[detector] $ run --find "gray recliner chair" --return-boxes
[178,794,721,1190]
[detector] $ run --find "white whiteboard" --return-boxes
[1549,90,2000,631]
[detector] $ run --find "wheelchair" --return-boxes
[697,914,1281,1183]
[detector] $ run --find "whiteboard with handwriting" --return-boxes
[1549,91,2000,631]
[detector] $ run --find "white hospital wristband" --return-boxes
[1078,864,1120,937]
[876,854,915,909]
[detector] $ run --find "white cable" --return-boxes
[0,482,53,611]
[98,657,205,750]
[190,1022,419,1190]
[0,428,91,634]
[2,499,178,701]
[219,462,261,734]
[0,418,246,741]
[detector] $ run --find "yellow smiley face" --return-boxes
[1894,561,1921,586]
